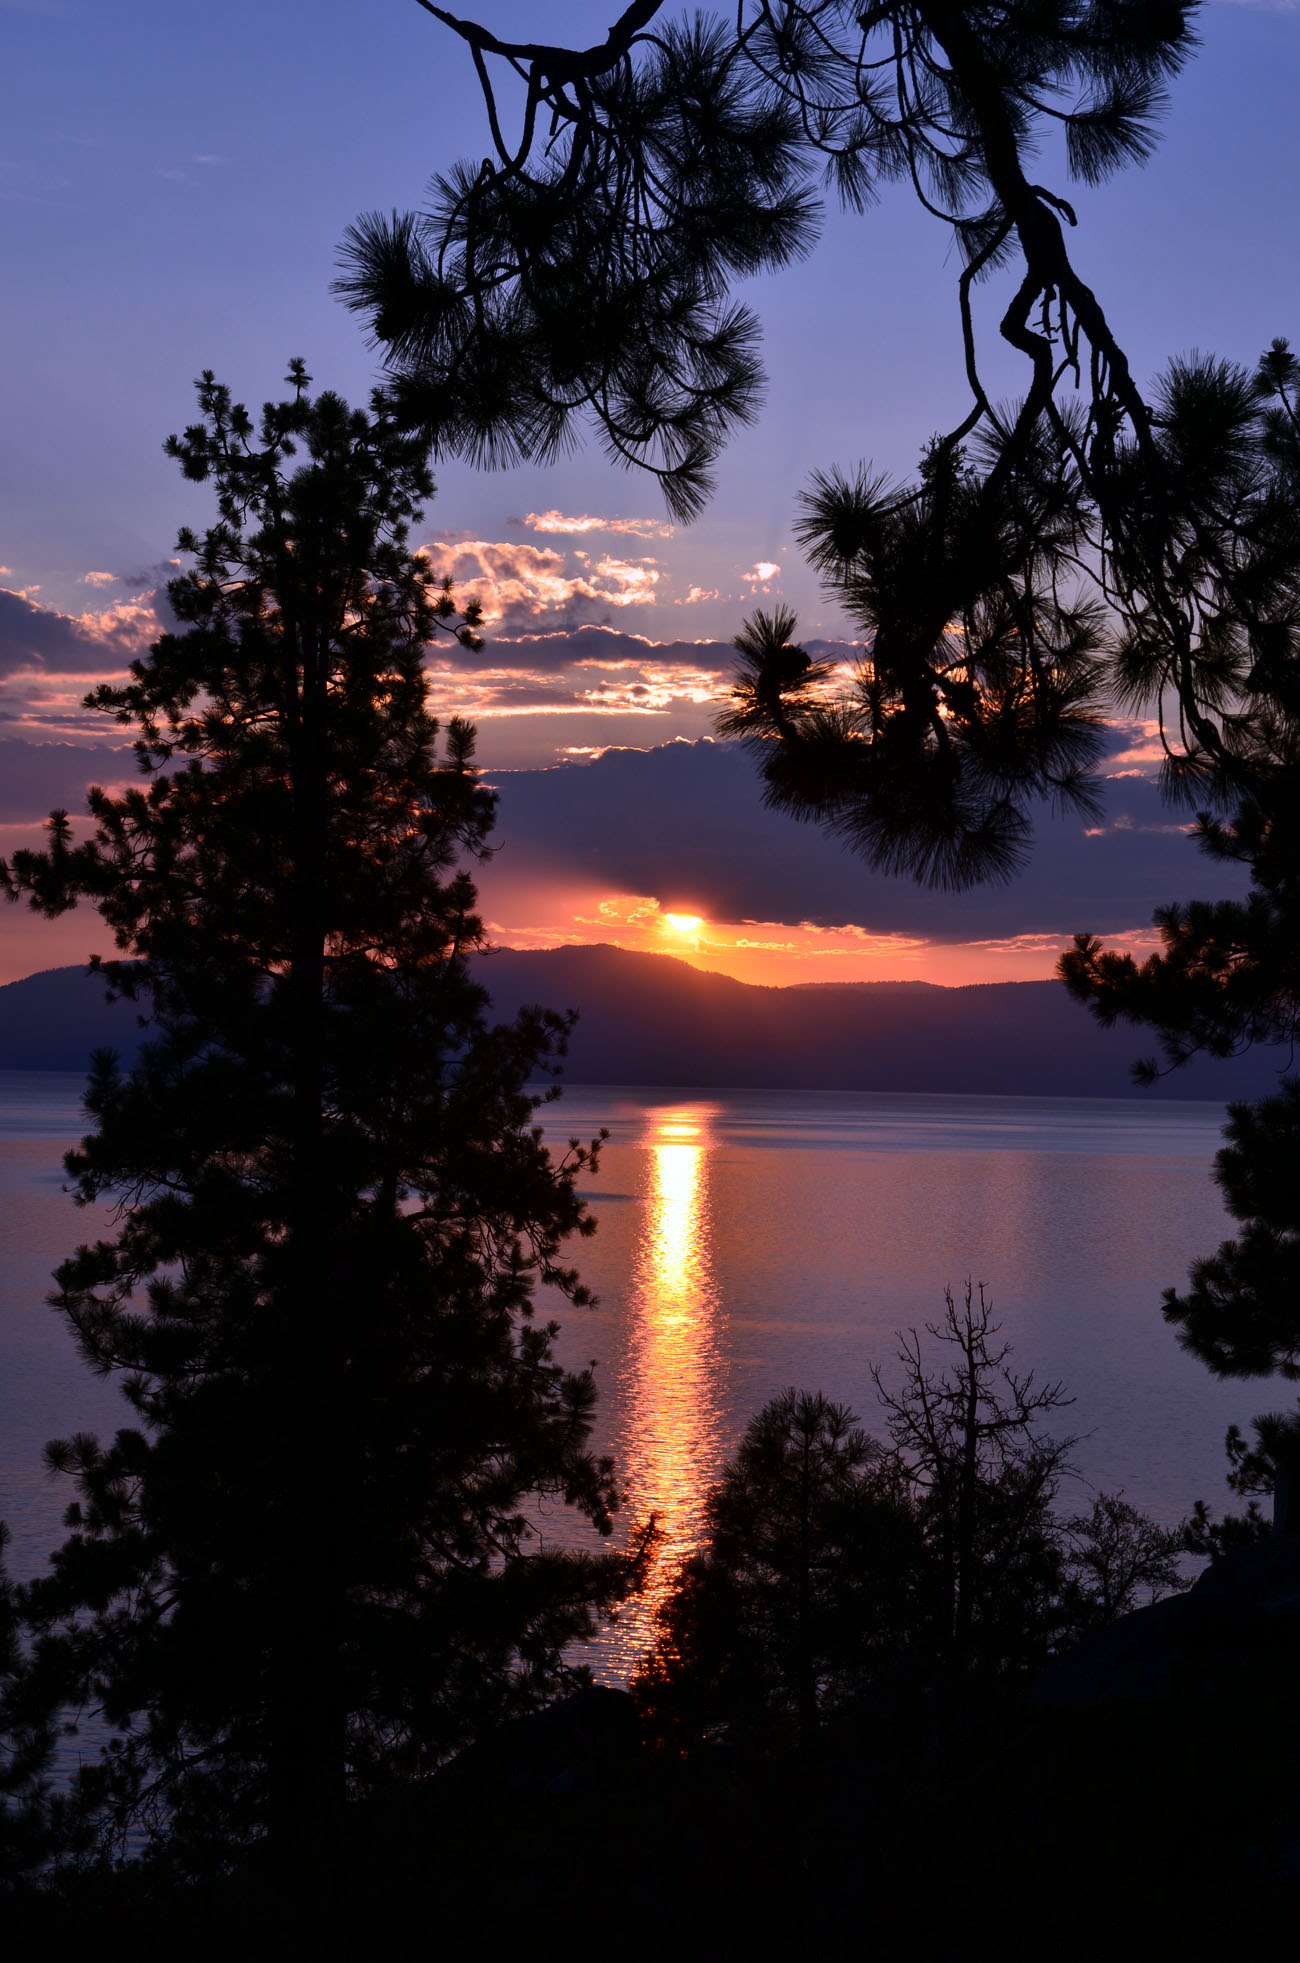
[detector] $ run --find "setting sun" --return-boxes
[663,912,703,934]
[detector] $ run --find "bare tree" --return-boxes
[872,1281,1077,1664]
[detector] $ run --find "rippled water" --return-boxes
[539,1087,1255,1675]
[0,1072,1258,1684]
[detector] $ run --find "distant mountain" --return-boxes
[1,947,1277,1101]
[0,965,146,1072]
[473,945,1285,1100]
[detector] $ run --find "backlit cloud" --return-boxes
[476,737,1253,967]
[484,625,742,671]
[0,583,160,680]
[421,535,661,626]
[522,510,675,539]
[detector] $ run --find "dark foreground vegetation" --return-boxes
[4,1674,1299,1961]
[5,1268,1296,1958]
[0,369,643,1907]
[5,1427,1299,1961]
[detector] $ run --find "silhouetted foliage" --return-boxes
[633,1390,923,1746]
[1059,1491,1186,1627]
[872,1281,1079,1671]
[336,4,1300,887]
[1155,1083,1300,1383]
[1056,352,1300,1078]
[0,365,639,1874]
[1056,340,1300,1522]
[1181,1423,1273,1561]
[723,338,1300,887]
[0,1524,57,1882]
[717,433,1108,887]
[636,1289,1184,1748]
[344,4,1193,533]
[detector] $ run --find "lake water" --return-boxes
[0,1072,1259,1681]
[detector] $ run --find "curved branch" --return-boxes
[417,1,668,81]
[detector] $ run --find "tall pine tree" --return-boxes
[1,364,634,1872]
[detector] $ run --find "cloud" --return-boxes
[421,535,661,627]
[0,584,160,679]
[80,570,118,586]
[0,737,136,822]
[423,660,730,724]
[495,624,738,666]
[736,559,784,600]
[413,623,871,765]
[522,510,675,539]
[480,738,1252,944]
[431,621,755,678]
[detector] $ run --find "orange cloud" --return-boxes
[485,887,937,984]
[482,882,1077,987]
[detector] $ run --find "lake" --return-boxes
[0,1071,1259,1680]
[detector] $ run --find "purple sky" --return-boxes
[1,2,1295,985]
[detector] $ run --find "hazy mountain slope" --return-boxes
[0,948,1286,1099]
[0,964,144,1071]
[476,945,1283,1100]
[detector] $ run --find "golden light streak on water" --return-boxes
[606,1103,726,1673]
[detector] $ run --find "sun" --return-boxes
[663,912,703,935]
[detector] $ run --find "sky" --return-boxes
[2,0,1298,988]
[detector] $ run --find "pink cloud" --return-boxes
[0,736,137,823]
[0,584,161,680]
[420,535,661,624]
[522,510,675,539]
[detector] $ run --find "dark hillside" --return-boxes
[476,944,1284,1100]
[0,948,1287,1099]
[0,964,144,1071]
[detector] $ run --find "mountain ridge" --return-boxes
[1,946,1284,1101]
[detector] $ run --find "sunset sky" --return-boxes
[3,0,1298,988]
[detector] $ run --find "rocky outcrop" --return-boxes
[1033,1535,1300,1705]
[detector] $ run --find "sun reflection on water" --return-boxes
[609,1104,726,1671]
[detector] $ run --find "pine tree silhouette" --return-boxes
[2,364,638,1877]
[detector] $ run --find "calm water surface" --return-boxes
[540,1086,1255,1674]
[0,1072,1257,1682]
